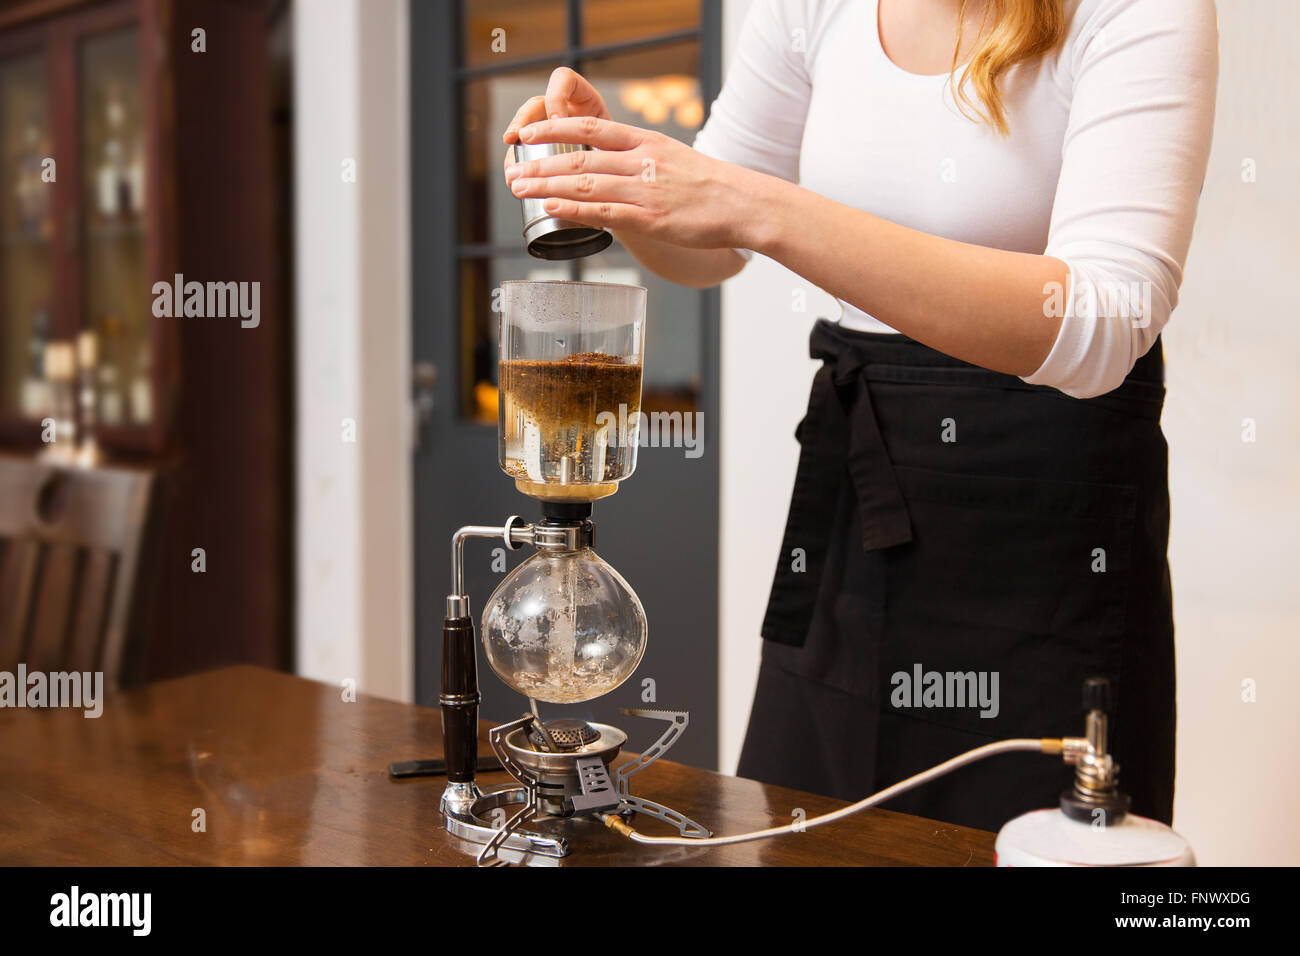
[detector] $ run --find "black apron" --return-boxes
[737,319,1175,833]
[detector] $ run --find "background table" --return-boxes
[0,666,995,865]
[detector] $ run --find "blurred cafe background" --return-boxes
[0,0,1295,865]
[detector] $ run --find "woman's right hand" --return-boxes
[502,67,610,173]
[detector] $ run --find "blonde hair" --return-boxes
[950,0,1065,136]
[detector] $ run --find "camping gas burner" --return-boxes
[439,707,711,866]
[506,720,626,818]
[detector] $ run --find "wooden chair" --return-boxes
[0,455,155,691]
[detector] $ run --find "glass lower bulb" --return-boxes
[481,547,647,704]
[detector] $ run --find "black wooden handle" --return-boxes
[440,616,480,784]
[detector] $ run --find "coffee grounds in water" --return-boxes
[499,352,642,435]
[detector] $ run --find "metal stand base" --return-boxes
[441,783,569,860]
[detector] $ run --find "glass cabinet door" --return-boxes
[0,51,54,422]
[79,26,149,430]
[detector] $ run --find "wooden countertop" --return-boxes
[0,666,995,866]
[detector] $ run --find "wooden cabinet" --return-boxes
[0,0,278,457]
[0,0,289,682]
[1,1,173,452]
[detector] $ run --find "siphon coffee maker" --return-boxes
[435,278,710,865]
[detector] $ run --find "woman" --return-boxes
[502,0,1217,832]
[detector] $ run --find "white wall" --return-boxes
[294,0,413,702]
[1161,0,1299,866]
[716,2,831,775]
[714,0,1299,864]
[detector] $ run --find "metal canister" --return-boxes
[512,142,614,260]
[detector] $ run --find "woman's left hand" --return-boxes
[505,116,757,250]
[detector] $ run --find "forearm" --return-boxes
[747,175,1067,377]
[612,231,747,289]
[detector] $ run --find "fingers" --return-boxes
[504,146,641,183]
[534,197,650,232]
[503,95,547,144]
[544,66,610,124]
[517,115,648,151]
[509,172,643,204]
[544,66,579,122]
[504,68,610,144]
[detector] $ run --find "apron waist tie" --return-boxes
[760,321,913,648]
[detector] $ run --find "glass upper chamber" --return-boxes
[481,546,647,704]
[497,280,647,502]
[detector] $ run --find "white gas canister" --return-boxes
[995,808,1195,867]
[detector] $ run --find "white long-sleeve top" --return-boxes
[692,0,1219,398]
